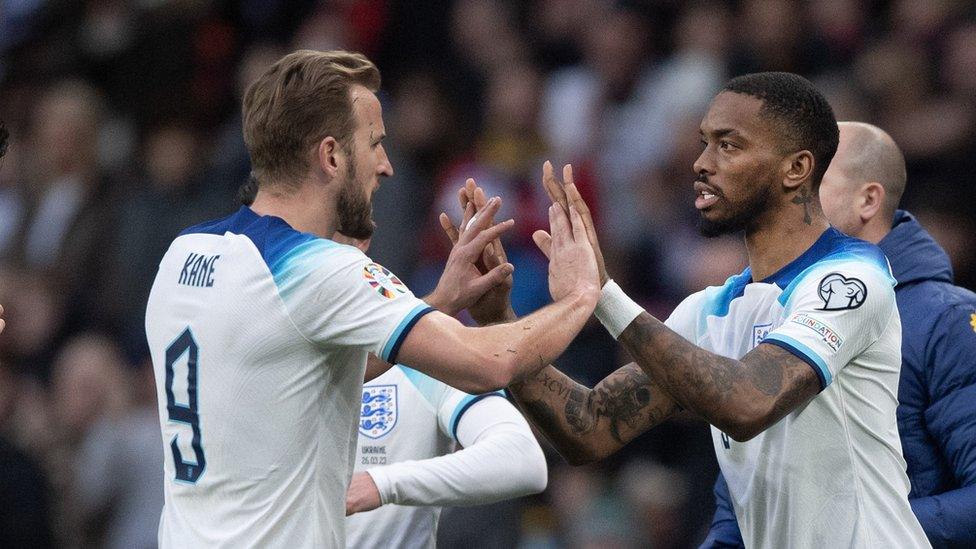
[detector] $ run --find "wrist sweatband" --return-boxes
[594,280,644,339]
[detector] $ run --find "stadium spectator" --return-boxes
[73,360,162,549]
[705,122,976,548]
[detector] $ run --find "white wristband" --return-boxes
[594,280,644,339]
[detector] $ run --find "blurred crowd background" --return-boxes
[1,0,975,547]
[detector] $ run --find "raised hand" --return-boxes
[439,179,516,325]
[427,191,515,316]
[539,162,609,286]
[534,188,600,304]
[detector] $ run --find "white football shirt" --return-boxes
[665,228,929,548]
[145,206,432,548]
[345,365,504,549]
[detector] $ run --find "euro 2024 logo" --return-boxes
[818,273,867,311]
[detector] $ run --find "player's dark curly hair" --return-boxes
[724,72,839,188]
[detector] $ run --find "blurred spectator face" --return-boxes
[808,0,864,45]
[33,81,102,178]
[485,65,542,135]
[0,363,18,426]
[674,2,732,57]
[693,92,779,237]
[854,40,928,105]
[451,0,524,72]
[390,74,451,155]
[51,334,130,436]
[584,8,647,96]
[533,0,603,43]
[146,125,198,191]
[943,24,976,96]
[0,269,64,361]
[739,0,801,63]
[618,460,690,549]
[892,0,954,41]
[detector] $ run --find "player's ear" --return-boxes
[316,136,342,180]
[782,150,814,191]
[857,182,885,223]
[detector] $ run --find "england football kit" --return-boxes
[345,366,507,548]
[665,228,929,548]
[145,206,432,548]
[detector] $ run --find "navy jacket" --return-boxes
[702,211,976,548]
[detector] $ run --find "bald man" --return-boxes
[703,122,976,548]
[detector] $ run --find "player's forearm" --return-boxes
[510,363,678,464]
[473,290,597,387]
[367,428,546,507]
[509,366,610,465]
[617,313,782,440]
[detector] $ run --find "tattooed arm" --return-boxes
[509,363,681,464]
[618,315,819,442]
[536,164,820,443]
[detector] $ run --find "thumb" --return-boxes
[532,230,552,259]
[467,262,515,297]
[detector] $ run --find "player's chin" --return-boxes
[697,211,734,238]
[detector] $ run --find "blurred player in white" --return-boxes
[344,183,547,548]
[345,366,545,548]
[145,50,600,548]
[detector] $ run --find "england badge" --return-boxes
[359,385,398,439]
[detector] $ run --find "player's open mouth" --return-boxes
[694,182,720,210]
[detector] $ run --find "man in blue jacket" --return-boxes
[702,121,976,548]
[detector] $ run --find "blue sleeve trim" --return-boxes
[763,334,831,390]
[450,392,507,442]
[381,305,435,364]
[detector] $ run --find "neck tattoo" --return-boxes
[791,187,813,225]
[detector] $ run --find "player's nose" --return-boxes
[377,145,393,177]
[693,148,714,176]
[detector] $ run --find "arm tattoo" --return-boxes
[791,186,814,225]
[619,314,818,437]
[511,364,677,461]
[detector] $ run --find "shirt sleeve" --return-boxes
[763,261,897,390]
[436,385,507,443]
[367,396,547,507]
[664,292,705,342]
[272,241,433,363]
